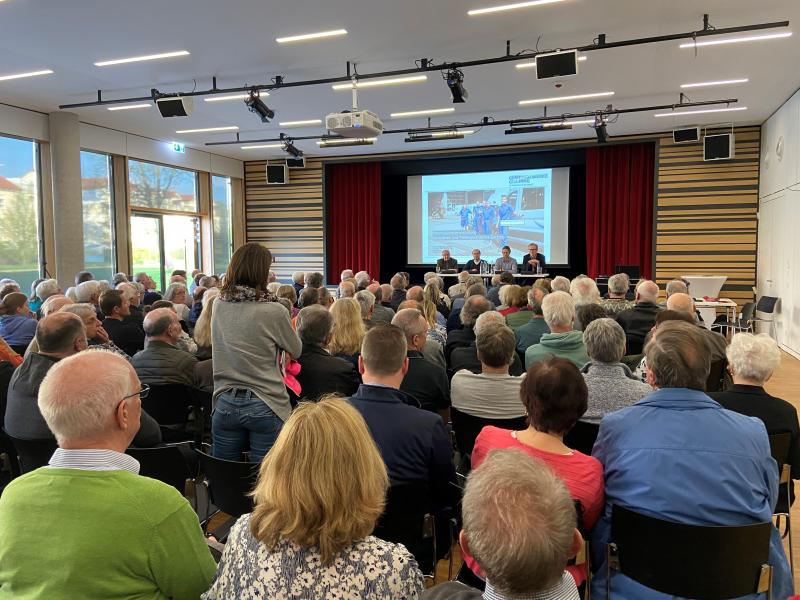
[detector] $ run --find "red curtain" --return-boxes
[326,163,382,282]
[585,143,655,279]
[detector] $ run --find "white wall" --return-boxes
[758,87,800,357]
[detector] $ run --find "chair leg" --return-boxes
[787,511,795,581]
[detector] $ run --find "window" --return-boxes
[128,159,198,212]
[80,151,115,281]
[212,175,233,275]
[0,135,40,294]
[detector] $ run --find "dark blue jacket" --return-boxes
[349,384,457,510]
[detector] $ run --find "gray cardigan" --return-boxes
[211,298,302,421]
[580,361,652,424]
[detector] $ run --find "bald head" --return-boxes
[391,308,428,350]
[398,300,422,311]
[666,292,694,315]
[41,295,73,317]
[635,280,660,304]
[35,312,87,356]
[38,350,141,447]
[143,307,180,342]
[407,286,424,302]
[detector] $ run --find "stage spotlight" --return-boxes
[245,89,275,123]
[445,68,468,103]
[593,116,609,144]
[282,139,303,158]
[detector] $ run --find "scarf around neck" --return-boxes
[219,284,277,303]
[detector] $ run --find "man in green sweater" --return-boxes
[0,350,216,600]
[525,291,590,370]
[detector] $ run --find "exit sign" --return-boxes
[171,142,186,153]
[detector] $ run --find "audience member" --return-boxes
[96,280,111,296]
[204,397,424,599]
[580,318,650,424]
[211,243,302,462]
[291,271,305,297]
[293,306,360,402]
[448,271,471,298]
[370,287,395,324]
[61,303,128,359]
[515,287,550,355]
[74,270,94,286]
[600,273,634,315]
[163,282,190,322]
[591,321,792,598]
[664,278,688,299]
[709,333,800,504]
[354,289,376,324]
[317,286,333,308]
[447,279,484,331]
[498,285,526,317]
[525,291,589,369]
[305,271,324,289]
[297,286,320,310]
[0,351,214,598]
[198,274,218,290]
[445,295,492,362]
[0,292,37,352]
[328,297,365,368]
[551,275,570,293]
[0,281,21,299]
[451,322,527,421]
[575,303,608,331]
[422,299,448,347]
[27,277,45,314]
[64,286,78,302]
[100,289,145,357]
[424,449,584,600]
[188,286,207,326]
[0,336,23,368]
[569,276,601,306]
[193,288,218,360]
[112,272,129,287]
[34,278,61,311]
[117,281,145,324]
[424,281,450,317]
[614,279,661,355]
[133,272,162,305]
[487,271,513,306]
[393,308,450,420]
[131,308,207,391]
[354,270,371,291]
[276,284,299,316]
[349,325,457,512]
[504,286,534,330]
[450,311,525,377]
[40,294,72,316]
[338,280,356,299]
[470,358,603,587]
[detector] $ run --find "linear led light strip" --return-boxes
[679,32,792,48]
[175,126,239,133]
[94,50,190,67]
[468,0,568,16]
[332,75,427,90]
[680,78,749,89]
[108,103,151,111]
[205,93,268,102]
[241,144,284,150]
[276,29,348,44]
[427,129,475,137]
[516,56,587,69]
[654,106,747,118]
[519,91,614,105]
[390,107,455,118]
[279,119,322,127]
[0,69,53,81]
[317,138,377,146]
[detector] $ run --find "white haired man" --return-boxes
[423,449,584,599]
[0,351,215,597]
[614,280,662,355]
[551,276,571,293]
[436,249,458,274]
[291,271,305,297]
[569,276,601,307]
[600,273,634,316]
[448,271,471,299]
[525,291,589,369]
[450,311,525,378]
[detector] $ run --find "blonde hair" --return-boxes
[423,282,441,306]
[328,298,365,355]
[193,289,219,348]
[421,300,438,330]
[249,396,388,563]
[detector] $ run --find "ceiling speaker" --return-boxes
[266,164,287,185]
[704,133,735,161]
[535,50,579,80]
[673,126,700,144]
[155,96,193,117]
[286,157,306,169]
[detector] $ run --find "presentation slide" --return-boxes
[406,167,571,266]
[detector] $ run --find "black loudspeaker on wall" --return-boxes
[704,133,735,161]
[266,164,287,185]
[673,127,700,144]
[286,157,306,169]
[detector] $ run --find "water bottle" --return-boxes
[537,264,542,275]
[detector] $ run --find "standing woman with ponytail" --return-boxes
[0,292,37,353]
[211,243,302,463]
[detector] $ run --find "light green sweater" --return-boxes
[0,468,216,600]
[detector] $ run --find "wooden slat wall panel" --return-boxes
[655,126,760,306]
[244,160,325,281]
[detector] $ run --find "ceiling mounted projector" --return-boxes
[325,110,384,138]
[152,90,193,117]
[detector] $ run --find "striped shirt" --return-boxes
[484,573,580,599]
[48,448,140,473]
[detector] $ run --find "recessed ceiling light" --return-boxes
[519,91,614,105]
[276,29,348,44]
[654,106,748,118]
[516,56,587,69]
[332,75,427,91]
[241,144,283,150]
[679,32,791,48]
[0,69,53,82]
[390,107,456,119]
[680,78,749,89]
[94,50,190,67]
[107,103,151,111]
[175,126,239,134]
[468,0,568,16]
[278,119,322,127]
[205,93,268,102]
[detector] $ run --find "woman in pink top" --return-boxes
[467,357,604,586]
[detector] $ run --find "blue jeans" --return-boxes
[211,388,283,463]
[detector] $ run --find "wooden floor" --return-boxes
[431,349,800,589]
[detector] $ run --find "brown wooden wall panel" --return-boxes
[654,126,760,306]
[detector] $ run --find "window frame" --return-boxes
[79,149,117,278]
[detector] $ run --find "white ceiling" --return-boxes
[0,0,797,161]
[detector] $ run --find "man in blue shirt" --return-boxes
[497,197,515,247]
[591,320,792,599]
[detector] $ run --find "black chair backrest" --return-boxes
[563,421,600,456]
[0,360,15,422]
[0,428,20,479]
[4,432,57,474]
[610,504,772,599]
[450,407,527,457]
[373,481,431,554]
[195,449,258,518]
[768,432,791,469]
[755,296,779,314]
[737,302,756,326]
[705,357,727,393]
[126,443,194,493]
[142,384,194,426]
[614,265,640,280]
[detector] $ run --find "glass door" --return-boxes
[131,212,200,292]
[163,214,200,279]
[131,213,165,291]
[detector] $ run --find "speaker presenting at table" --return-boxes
[436,249,458,273]
[520,242,547,273]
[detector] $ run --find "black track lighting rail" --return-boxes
[58,18,787,109]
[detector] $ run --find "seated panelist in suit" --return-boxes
[464,249,489,274]
[520,242,547,273]
[436,249,458,273]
